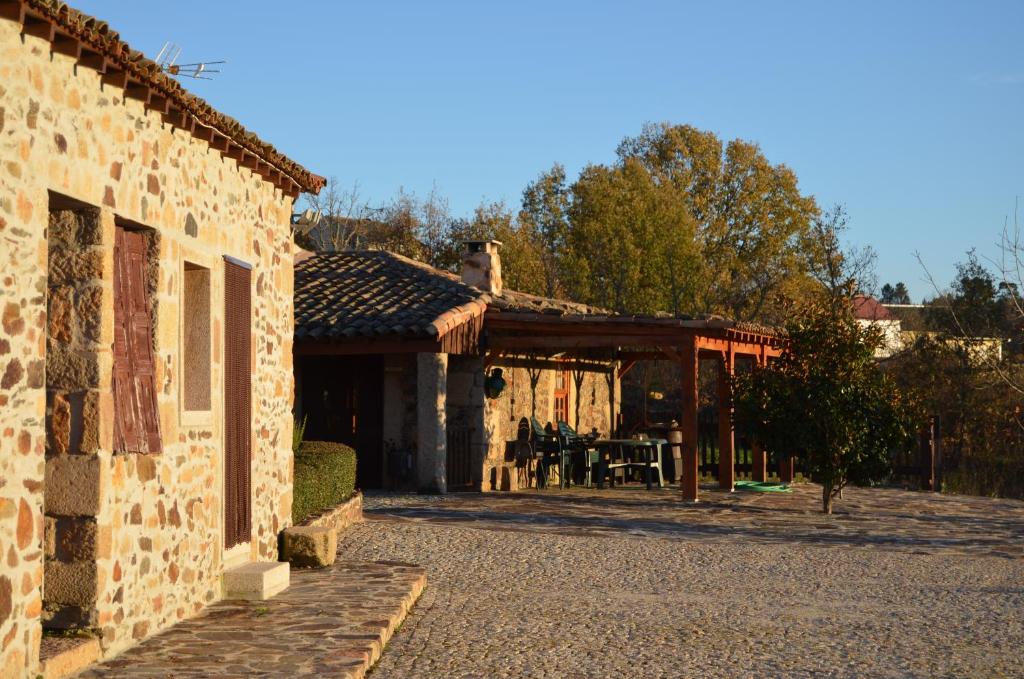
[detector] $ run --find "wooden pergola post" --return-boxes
[717,346,734,491]
[680,335,700,502]
[751,352,767,482]
[778,456,795,483]
[752,441,767,482]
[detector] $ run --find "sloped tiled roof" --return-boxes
[294,251,488,341]
[294,250,785,345]
[11,0,325,196]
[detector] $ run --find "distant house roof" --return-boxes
[853,295,893,321]
[12,0,325,196]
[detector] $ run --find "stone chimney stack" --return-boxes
[461,240,503,296]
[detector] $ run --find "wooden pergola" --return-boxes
[484,310,788,502]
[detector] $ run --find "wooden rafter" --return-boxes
[52,33,82,59]
[0,1,26,23]
[101,68,128,89]
[21,14,54,40]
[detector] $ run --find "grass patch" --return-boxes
[293,440,357,525]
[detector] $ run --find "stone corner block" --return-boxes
[222,562,290,601]
[45,454,104,517]
[281,526,337,569]
[43,560,99,606]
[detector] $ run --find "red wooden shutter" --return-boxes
[223,259,252,548]
[113,227,162,453]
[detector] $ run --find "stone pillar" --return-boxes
[417,353,448,493]
[717,349,734,491]
[680,336,699,502]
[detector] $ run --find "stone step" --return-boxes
[39,636,100,679]
[221,561,290,600]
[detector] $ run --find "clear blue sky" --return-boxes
[77,1,1024,300]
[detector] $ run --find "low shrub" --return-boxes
[292,440,357,525]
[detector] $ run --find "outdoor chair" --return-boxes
[556,421,596,486]
[514,417,535,489]
[530,416,564,488]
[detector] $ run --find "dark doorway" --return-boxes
[300,356,385,489]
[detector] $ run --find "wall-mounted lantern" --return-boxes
[485,368,506,399]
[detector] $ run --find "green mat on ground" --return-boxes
[734,480,792,493]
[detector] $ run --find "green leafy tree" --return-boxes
[564,159,696,313]
[880,282,911,304]
[615,123,820,321]
[926,252,1011,340]
[734,292,918,513]
[519,164,572,299]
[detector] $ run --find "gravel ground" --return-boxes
[343,486,1024,679]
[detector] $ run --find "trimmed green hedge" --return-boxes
[292,440,357,525]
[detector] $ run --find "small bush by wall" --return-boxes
[293,441,357,525]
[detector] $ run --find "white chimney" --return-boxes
[461,240,502,296]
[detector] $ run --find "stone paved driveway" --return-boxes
[346,484,1024,679]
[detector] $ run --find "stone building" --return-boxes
[294,242,619,493]
[0,2,323,676]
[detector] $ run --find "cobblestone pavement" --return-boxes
[345,484,1024,679]
[78,560,425,678]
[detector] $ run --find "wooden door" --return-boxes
[112,227,161,453]
[223,259,252,548]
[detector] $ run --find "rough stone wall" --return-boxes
[481,361,618,491]
[381,354,417,489]
[378,354,618,493]
[0,20,296,676]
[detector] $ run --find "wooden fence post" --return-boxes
[778,455,794,484]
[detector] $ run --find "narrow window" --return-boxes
[182,262,211,412]
[553,366,570,424]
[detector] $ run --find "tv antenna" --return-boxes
[155,42,225,81]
